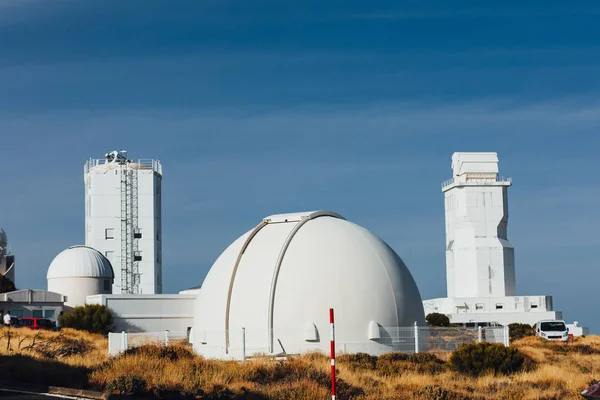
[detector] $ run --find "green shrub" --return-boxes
[123,344,195,361]
[243,359,329,386]
[508,323,535,341]
[411,385,471,400]
[406,353,447,374]
[449,342,532,376]
[426,313,450,327]
[58,304,114,335]
[337,352,378,371]
[106,375,146,395]
[376,352,446,376]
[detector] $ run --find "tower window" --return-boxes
[134,252,142,262]
[495,304,504,310]
[105,228,115,239]
[134,230,142,239]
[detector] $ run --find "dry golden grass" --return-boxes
[0,326,107,366]
[1,326,599,399]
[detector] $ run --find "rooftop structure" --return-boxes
[0,289,65,321]
[193,210,425,359]
[84,150,163,294]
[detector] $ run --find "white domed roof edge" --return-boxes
[264,210,345,224]
[47,245,115,279]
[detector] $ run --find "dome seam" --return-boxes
[267,212,341,353]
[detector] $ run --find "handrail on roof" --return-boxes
[441,176,512,189]
[85,158,162,175]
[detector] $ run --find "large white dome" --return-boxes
[193,211,425,359]
[47,245,114,279]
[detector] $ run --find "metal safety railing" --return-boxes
[442,176,512,189]
[85,158,162,175]
[108,330,189,356]
[111,325,510,359]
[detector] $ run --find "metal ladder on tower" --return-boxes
[120,163,131,293]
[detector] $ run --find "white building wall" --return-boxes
[48,277,112,308]
[85,158,162,294]
[566,323,589,337]
[443,152,515,298]
[86,294,195,333]
[423,296,561,326]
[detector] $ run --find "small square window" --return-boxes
[134,229,142,239]
[134,252,142,262]
[105,251,114,262]
[105,228,115,239]
[475,303,484,311]
[531,304,538,309]
[495,304,504,310]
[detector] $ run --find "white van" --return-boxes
[535,319,569,341]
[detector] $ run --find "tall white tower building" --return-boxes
[442,152,515,298]
[84,150,163,294]
[423,152,561,326]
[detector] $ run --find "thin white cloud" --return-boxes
[2,97,600,143]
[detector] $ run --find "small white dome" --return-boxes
[47,245,114,279]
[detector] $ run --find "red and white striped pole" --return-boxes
[329,308,336,400]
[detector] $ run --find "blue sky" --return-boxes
[1,1,598,332]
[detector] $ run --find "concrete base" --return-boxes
[447,310,561,326]
[424,295,562,326]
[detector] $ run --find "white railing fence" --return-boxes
[108,325,510,357]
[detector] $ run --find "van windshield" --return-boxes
[541,322,566,331]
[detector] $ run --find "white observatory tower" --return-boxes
[423,152,562,326]
[84,150,163,294]
[442,152,516,298]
